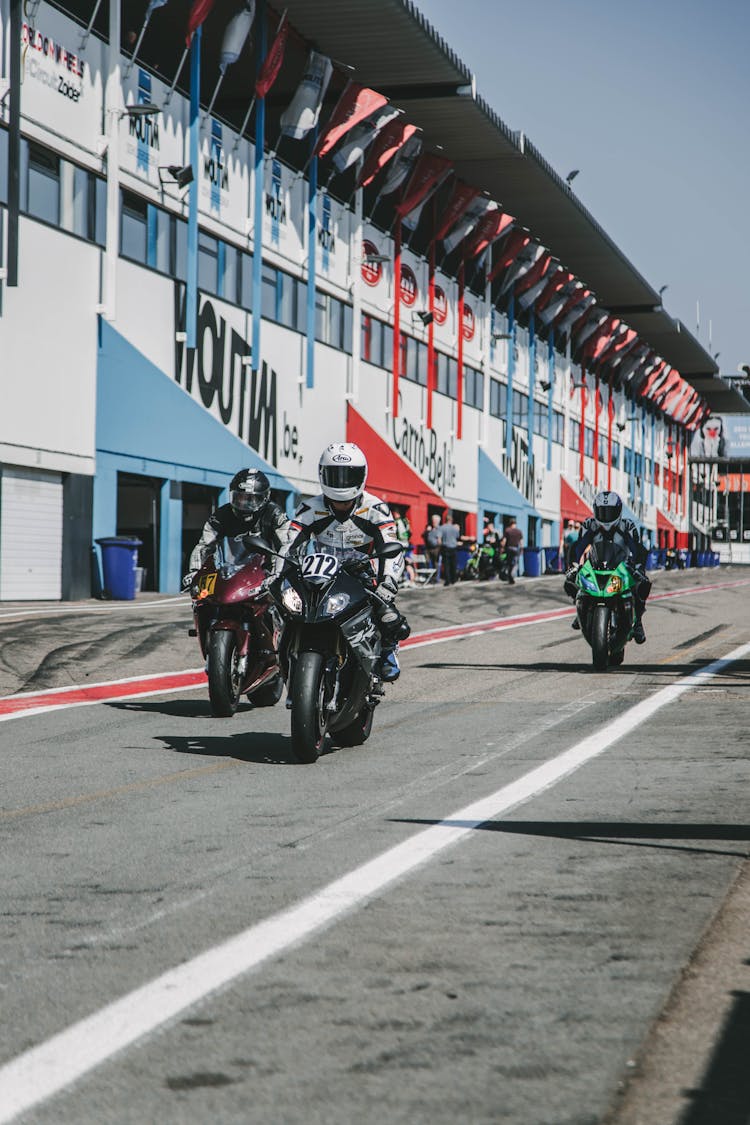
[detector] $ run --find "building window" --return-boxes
[489,378,506,418]
[512,390,528,429]
[465,366,484,410]
[27,142,60,225]
[198,231,219,294]
[121,190,147,263]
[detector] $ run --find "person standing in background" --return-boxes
[501,517,524,585]
[440,511,461,586]
[424,513,442,580]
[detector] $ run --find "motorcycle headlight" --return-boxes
[325,592,350,615]
[606,575,622,594]
[281,585,303,615]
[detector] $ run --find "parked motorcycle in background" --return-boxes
[573,538,637,670]
[247,536,405,764]
[189,536,284,716]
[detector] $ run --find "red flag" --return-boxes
[314,83,388,158]
[487,229,530,284]
[357,119,417,189]
[255,12,288,98]
[638,360,668,398]
[584,315,620,360]
[514,251,552,296]
[186,0,215,46]
[394,152,453,219]
[537,270,573,311]
[433,182,481,243]
[464,209,514,259]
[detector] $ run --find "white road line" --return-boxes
[0,597,186,622]
[0,639,748,1122]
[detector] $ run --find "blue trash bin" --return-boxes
[96,537,143,600]
[523,547,543,578]
[544,546,563,573]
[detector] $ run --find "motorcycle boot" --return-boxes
[379,645,401,682]
[374,603,410,682]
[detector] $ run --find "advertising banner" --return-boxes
[18,3,104,152]
[316,190,350,289]
[690,414,750,461]
[120,66,187,190]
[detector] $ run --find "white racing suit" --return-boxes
[281,492,409,679]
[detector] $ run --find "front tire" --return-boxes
[334,706,374,747]
[290,651,327,763]
[207,631,241,716]
[591,603,610,671]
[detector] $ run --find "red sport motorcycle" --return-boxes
[189,535,284,716]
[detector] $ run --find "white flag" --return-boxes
[331,106,400,174]
[538,282,578,325]
[556,292,596,336]
[280,50,333,140]
[379,134,422,196]
[442,196,493,255]
[219,2,255,73]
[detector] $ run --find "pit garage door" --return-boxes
[0,467,63,600]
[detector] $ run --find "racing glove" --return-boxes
[563,565,579,600]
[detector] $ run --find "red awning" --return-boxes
[560,477,593,522]
[656,508,678,534]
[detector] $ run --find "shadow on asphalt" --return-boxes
[391,819,750,860]
[154,731,297,765]
[412,659,750,680]
[108,699,244,719]
[678,990,750,1124]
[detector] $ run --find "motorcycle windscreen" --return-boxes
[588,537,630,571]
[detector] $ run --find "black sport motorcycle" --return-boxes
[245,536,405,763]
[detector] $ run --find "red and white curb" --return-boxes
[1,577,747,723]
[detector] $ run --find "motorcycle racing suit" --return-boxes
[282,492,409,681]
[564,516,651,642]
[187,501,290,577]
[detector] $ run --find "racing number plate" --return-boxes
[198,572,217,595]
[301,553,340,580]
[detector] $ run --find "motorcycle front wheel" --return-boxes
[591,603,610,672]
[207,630,241,716]
[290,651,328,763]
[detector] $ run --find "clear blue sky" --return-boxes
[417,0,750,378]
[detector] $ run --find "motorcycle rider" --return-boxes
[184,468,290,583]
[281,443,410,682]
[564,490,650,644]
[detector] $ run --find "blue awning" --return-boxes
[478,448,541,523]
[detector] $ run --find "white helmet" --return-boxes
[319,442,367,503]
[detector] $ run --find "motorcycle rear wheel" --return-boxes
[207,631,241,716]
[290,651,328,763]
[591,603,610,671]
[334,705,374,747]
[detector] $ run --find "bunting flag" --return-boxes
[401,167,451,231]
[186,0,216,45]
[651,368,681,405]
[434,182,482,244]
[394,152,453,220]
[442,195,493,256]
[574,310,610,350]
[604,327,638,367]
[464,209,514,259]
[146,0,169,16]
[638,360,669,399]
[314,83,388,158]
[552,286,593,332]
[538,276,577,324]
[486,229,530,285]
[331,106,400,175]
[378,133,422,195]
[515,252,554,309]
[582,315,620,360]
[218,2,254,72]
[280,50,333,139]
[357,118,417,188]
[617,345,651,386]
[255,10,287,98]
[537,270,573,312]
[498,243,543,294]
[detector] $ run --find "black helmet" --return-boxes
[229,469,271,517]
[592,490,622,531]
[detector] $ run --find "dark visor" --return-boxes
[321,465,366,490]
[596,504,620,524]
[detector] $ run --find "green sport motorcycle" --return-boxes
[574,538,637,671]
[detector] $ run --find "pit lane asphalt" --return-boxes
[0,569,748,1124]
